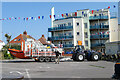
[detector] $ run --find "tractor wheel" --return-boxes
[45,57,50,62]
[76,53,84,61]
[91,53,99,61]
[50,57,55,62]
[39,57,45,62]
[72,53,77,61]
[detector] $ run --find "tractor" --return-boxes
[72,45,102,61]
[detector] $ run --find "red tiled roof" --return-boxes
[9,34,36,43]
[38,35,51,45]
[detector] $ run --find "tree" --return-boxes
[5,34,11,44]
[3,34,13,59]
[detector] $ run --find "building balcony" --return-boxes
[90,35,109,39]
[48,26,73,32]
[48,35,73,41]
[63,44,74,48]
[91,43,105,47]
[89,16,108,20]
[90,25,109,30]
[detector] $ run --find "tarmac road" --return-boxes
[1,59,115,79]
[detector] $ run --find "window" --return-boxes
[10,43,21,50]
[109,49,111,52]
[14,39,17,41]
[69,42,72,44]
[77,32,79,35]
[84,14,87,17]
[64,33,66,36]
[119,45,120,51]
[84,23,87,28]
[85,32,88,38]
[64,42,66,44]
[77,23,79,26]
[63,24,66,26]
[69,33,71,35]
[18,39,21,41]
[94,14,96,17]
[61,24,63,27]
[68,23,71,26]
[85,40,88,46]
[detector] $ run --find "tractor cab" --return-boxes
[73,45,84,53]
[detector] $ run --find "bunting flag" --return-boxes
[23,18,25,20]
[26,17,28,20]
[0,5,117,22]
[70,13,72,16]
[31,17,33,19]
[82,11,84,15]
[61,14,64,17]
[38,16,40,19]
[29,17,31,19]
[12,17,14,19]
[50,15,51,19]
[75,12,77,16]
[66,13,68,16]
[58,15,60,18]
[54,15,55,18]
[42,16,44,19]
[92,10,94,14]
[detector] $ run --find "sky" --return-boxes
[1,2,118,43]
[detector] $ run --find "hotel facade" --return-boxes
[48,7,118,53]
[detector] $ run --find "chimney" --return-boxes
[23,31,27,35]
[42,35,44,37]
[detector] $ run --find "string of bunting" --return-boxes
[0,5,116,21]
[91,29,120,36]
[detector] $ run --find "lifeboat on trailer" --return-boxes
[8,49,30,59]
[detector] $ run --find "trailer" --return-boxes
[9,40,63,62]
[8,32,64,62]
[105,41,120,60]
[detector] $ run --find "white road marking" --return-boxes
[39,66,51,68]
[47,67,50,68]
[25,69,31,80]
[40,66,42,68]
[9,71,23,75]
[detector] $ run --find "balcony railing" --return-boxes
[63,44,74,48]
[90,35,109,39]
[48,35,73,41]
[89,16,108,20]
[48,26,73,32]
[90,25,109,29]
[91,43,105,47]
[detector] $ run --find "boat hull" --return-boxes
[8,49,30,59]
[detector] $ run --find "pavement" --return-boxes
[0,58,116,79]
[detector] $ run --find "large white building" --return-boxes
[48,7,118,53]
[0,40,5,51]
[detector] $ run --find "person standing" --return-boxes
[55,50,60,64]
